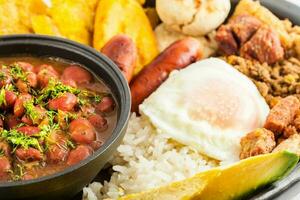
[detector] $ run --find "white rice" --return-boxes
[82,113,218,200]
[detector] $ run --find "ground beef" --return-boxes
[225,55,300,106]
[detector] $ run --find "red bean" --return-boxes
[96,96,115,113]
[47,145,69,164]
[37,65,59,87]
[5,114,21,130]
[21,116,33,126]
[0,68,12,88]
[5,91,17,107]
[0,141,11,157]
[17,126,40,136]
[62,79,77,88]
[87,114,108,131]
[69,119,96,144]
[14,94,32,117]
[22,174,35,181]
[90,140,103,150]
[48,93,77,111]
[15,147,43,161]
[0,156,11,180]
[27,72,37,88]
[66,145,92,165]
[48,131,67,145]
[16,62,34,72]
[61,66,93,84]
[15,79,28,93]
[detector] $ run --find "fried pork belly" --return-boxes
[240,128,276,159]
[264,96,300,135]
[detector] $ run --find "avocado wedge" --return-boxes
[119,169,220,200]
[197,151,299,200]
[119,151,299,200]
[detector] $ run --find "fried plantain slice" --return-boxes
[93,0,158,74]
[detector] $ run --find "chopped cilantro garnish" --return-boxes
[66,140,75,149]
[0,88,6,106]
[39,123,59,138]
[0,149,4,156]
[37,79,80,104]
[9,164,24,181]
[1,129,42,152]
[0,71,6,81]
[0,84,15,107]
[46,110,57,125]
[24,100,39,123]
[78,90,105,106]
[94,95,102,103]
[10,64,28,82]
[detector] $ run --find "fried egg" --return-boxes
[140,58,269,162]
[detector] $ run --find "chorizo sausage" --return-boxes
[101,35,137,82]
[130,37,202,112]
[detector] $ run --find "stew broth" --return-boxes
[0,56,117,181]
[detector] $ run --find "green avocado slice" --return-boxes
[197,151,299,200]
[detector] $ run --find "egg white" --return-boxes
[140,58,269,162]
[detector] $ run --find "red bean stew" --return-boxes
[0,56,117,182]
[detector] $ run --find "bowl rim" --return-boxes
[0,34,131,187]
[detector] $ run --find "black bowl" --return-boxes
[0,35,131,200]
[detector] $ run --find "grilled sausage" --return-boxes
[130,37,202,112]
[101,34,137,82]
